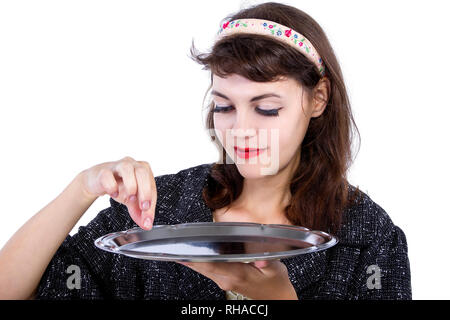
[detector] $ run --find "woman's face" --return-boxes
[212,73,317,178]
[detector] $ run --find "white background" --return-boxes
[0,0,449,299]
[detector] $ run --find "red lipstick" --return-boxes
[234,146,263,159]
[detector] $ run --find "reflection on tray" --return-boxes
[119,235,313,256]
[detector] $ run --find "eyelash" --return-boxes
[213,105,281,117]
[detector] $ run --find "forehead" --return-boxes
[212,73,300,93]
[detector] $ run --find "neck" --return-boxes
[232,151,300,223]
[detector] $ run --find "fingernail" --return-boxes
[112,192,118,198]
[254,260,269,268]
[144,217,152,229]
[142,200,150,210]
[129,195,136,202]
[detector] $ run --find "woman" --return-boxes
[0,2,411,300]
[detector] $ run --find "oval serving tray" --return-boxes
[94,222,338,263]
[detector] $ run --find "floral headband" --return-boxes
[215,18,326,77]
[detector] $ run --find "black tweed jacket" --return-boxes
[35,162,412,300]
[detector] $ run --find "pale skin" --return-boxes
[0,73,330,300]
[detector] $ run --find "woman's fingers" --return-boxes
[114,182,142,227]
[80,156,158,230]
[135,162,157,229]
[98,167,119,196]
[112,159,138,204]
[104,157,157,230]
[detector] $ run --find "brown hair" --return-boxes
[189,2,363,234]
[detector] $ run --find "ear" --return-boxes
[311,77,331,118]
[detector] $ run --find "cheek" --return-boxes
[273,112,308,151]
[213,114,231,146]
[213,114,231,131]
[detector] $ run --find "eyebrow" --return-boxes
[211,90,282,102]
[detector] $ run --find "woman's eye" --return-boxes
[213,105,281,117]
[256,107,280,117]
[213,106,234,113]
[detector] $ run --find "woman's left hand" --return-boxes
[177,259,298,300]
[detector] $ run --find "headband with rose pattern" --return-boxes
[215,18,325,77]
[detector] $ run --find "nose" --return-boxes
[231,109,257,138]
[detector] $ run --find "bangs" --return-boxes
[191,34,321,86]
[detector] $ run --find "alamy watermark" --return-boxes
[366,265,382,289]
[207,128,281,175]
[66,264,81,290]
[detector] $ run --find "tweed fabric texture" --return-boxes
[35,163,411,300]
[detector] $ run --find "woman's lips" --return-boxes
[234,146,265,159]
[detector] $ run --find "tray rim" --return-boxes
[94,221,339,262]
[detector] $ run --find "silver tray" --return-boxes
[94,222,338,263]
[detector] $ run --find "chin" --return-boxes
[225,147,282,177]
[234,160,281,178]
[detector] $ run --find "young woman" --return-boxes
[0,2,411,300]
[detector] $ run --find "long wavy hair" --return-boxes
[189,2,363,234]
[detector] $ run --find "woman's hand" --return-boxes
[79,156,157,230]
[177,259,298,300]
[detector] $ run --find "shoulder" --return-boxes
[155,162,214,185]
[336,184,406,248]
[153,162,214,198]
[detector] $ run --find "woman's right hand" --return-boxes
[79,156,157,230]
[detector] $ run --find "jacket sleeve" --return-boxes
[349,224,412,300]
[34,204,127,299]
